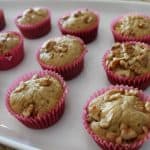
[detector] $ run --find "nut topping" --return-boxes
[121,128,137,140]
[106,42,150,77]
[145,102,150,112]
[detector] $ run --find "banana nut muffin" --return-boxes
[114,15,150,38]
[0,32,19,55]
[106,42,150,77]
[87,88,150,144]
[17,7,48,25]
[9,74,63,117]
[39,35,84,67]
[61,9,98,31]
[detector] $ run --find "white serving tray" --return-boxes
[0,0,150,149]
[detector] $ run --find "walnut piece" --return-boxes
[121,128,137,140]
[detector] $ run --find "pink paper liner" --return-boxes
[15,8,51,39]
[5,70,68,129]
[58,9,99,44]
[0,31,24,70]
[102,43,150,90]
[83,85,150,150]
[0,9,6,30]
[111,13,150,44]
[36,35,87,80]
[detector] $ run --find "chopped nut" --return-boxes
[127,89,138,96]
[88,105,101,121]
[145,102,150,112]
[23,8,33,16]
[99,120,110,128]
[15,82,26,92]
[138,23,145,28]
[73,11,82,17]
[121,128,137,140]
[120,123,127,130]
[112,43,121,50]
[99,114,112,129]
[108,93,121,101]
[90,121,100,132]
[62,16,69,20]
[39,78,52,86]
[142,126,148,133]
[120,60,128,68]
[45,41,56,50]
[108,58,120,69]
[32,74,38,79]
[84,16,93,24]
[22,104,34,117]
[60,53,64,57]
[106,132,117,142]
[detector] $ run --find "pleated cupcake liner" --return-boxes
[36,36,87,80]
[102,49,150,90]
[58,9,99,44]
[0,31,24,70]
[111,13,150,44]
[15,8,51,39]
[82,85,150,150]
[5,70,68,129]
[0,9,6,30]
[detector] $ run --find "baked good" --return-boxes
[37,35,87,80]
[58,9,99,43]
[15,7,51,39]
[111,14,150,43]
[103,42,150,89]
[0,31,24,70]
[6,70,68,129]
[83,85,150,150]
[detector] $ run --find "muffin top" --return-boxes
[10,74,63,117]
[106,42,150,77]
[0,33,19,55]
[39,35,84,66]
[17,8,48,25]
[114,15,150,37]
[60,9,98,31]
[88,88,150,144]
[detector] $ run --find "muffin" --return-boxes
[58,9,99,43]
[111,14,150,43]
[103,42,150,89]
[0,31,24,70]
[37,35,87,80]
[6,70,68,129]
[15,7,51,39]
[0,9,6,30]
[83,85,150,150]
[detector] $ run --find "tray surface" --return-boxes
[0,0,150,149]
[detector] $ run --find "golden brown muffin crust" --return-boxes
[10,74,63,117]
[106,42,150,77]
[17,8,48,25]
[88,89,150,144]
[61,9,97,31]
[0,33,19,54]
[39,36,84,66]
[115,15,150,37]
